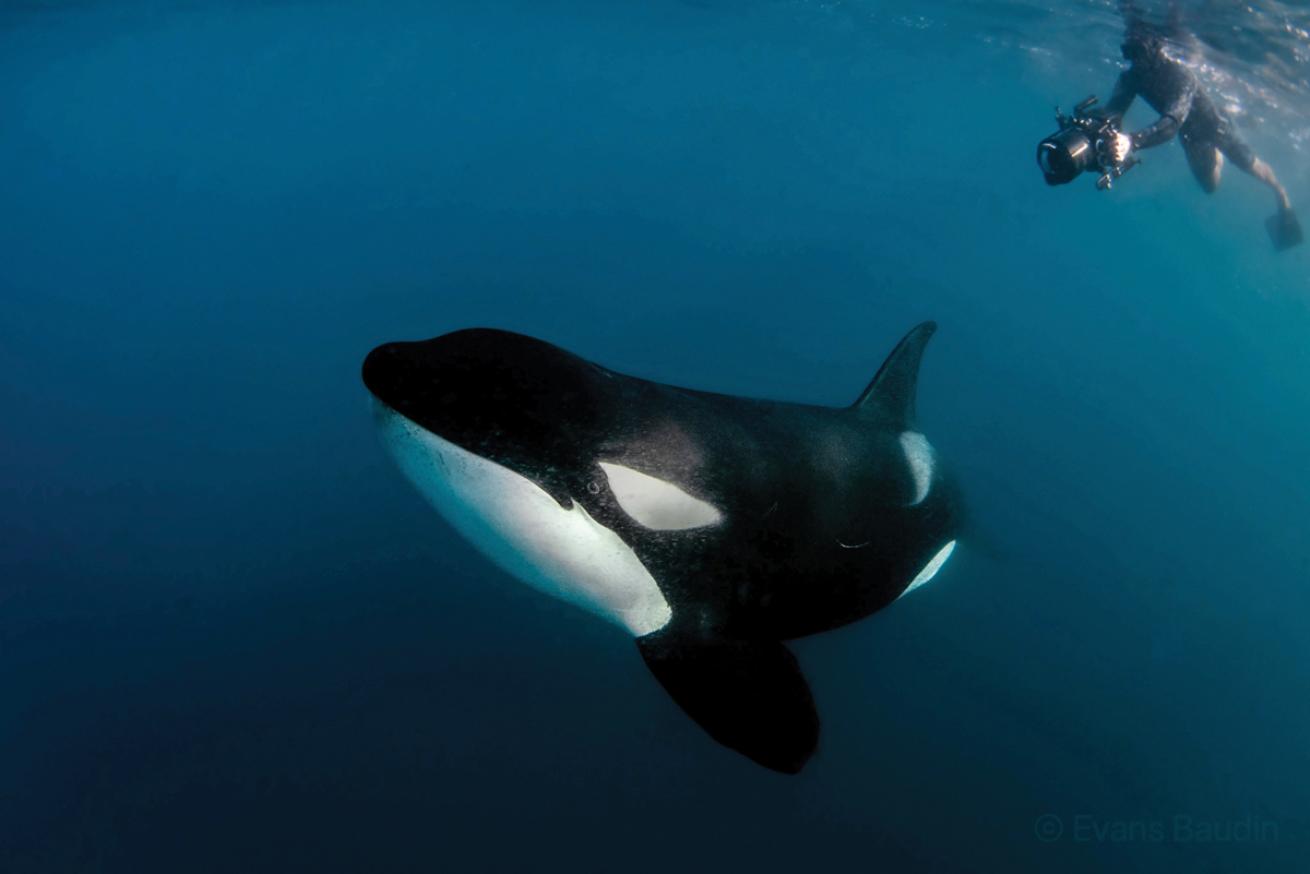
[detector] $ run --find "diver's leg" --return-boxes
[1220,131,1302,248]
[1181,130,1222,193]
[1246,157,1292,211]
[1220,134,1290,210]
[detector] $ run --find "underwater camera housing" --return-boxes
[1037,96,1139,190]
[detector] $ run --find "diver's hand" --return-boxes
[1109,131,1133,165]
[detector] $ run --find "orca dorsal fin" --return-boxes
[851,321,937,427]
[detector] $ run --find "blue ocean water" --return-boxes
[3,0,1309,870]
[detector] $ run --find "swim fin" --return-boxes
[1266,207,1303,251]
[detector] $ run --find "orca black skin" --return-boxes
[362,323,961,773]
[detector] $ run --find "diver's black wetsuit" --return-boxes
[1090,2,1298,248]
[1095,17,1299,248]
[1098,43,1257,191]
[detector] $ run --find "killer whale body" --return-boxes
[362,323,960,773]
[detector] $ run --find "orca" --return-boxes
[361,323,961,773]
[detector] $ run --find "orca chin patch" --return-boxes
[598,461,723,531]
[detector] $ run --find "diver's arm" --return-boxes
[1128,114,1180,149]
[1128,77,1195,149]
[1096,72,1136,124]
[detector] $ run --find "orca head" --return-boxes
[362,329,676,637]
[362,328,605,494]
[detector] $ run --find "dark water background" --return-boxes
[3,1,1309,871]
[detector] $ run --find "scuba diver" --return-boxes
[1039,5,1302,250]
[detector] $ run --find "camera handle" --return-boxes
[1096,154,1140,190]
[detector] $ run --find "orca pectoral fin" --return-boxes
[636,630,819,774]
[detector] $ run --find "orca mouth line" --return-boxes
[372,398,453,477]
[371,395,579,513]
[372,396,462,449]
[369,394,409,427]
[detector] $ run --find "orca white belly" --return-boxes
[373,402,673,636]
